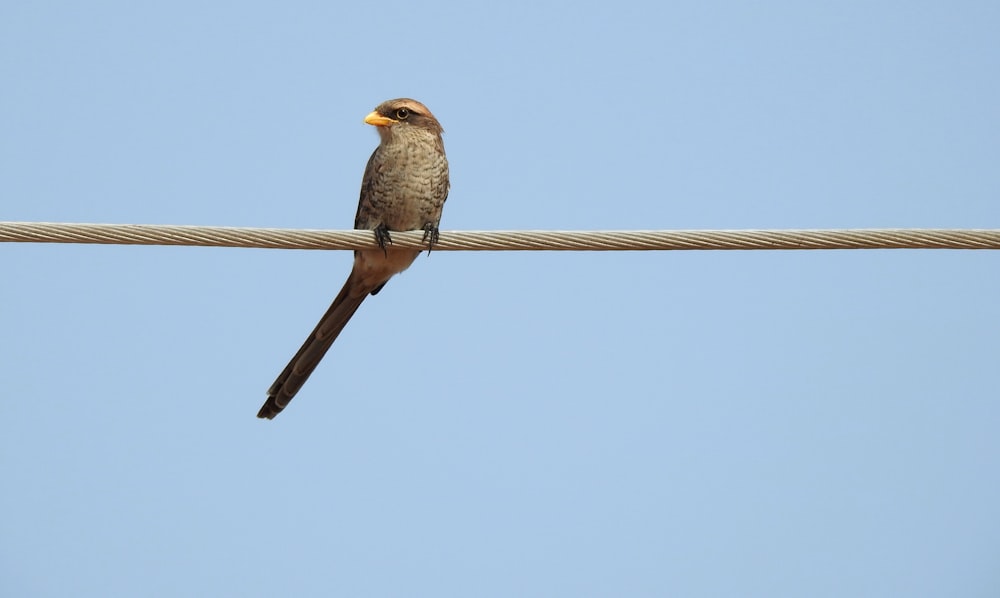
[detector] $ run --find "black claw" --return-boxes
[422,222,440,253]
[374,224,392,256]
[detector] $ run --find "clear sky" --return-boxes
[2,1,999,596]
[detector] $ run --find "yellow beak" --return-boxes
[364,111,396,127]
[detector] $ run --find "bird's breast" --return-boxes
[359,137,449,231]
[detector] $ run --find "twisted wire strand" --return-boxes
[2,221,999,251]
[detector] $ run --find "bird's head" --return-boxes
[364,98,444,145]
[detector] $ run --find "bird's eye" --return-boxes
[395,108,410,120]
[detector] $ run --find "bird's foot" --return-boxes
[374,224,392,256]
[422,222,440,253]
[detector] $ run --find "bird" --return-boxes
[257,98,450,419]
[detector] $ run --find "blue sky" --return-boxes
[2,1,999,596]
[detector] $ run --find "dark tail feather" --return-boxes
[257,274,370,419]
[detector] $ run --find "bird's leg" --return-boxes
[374,224,392,257]
[422,222,440,253]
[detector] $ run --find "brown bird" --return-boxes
[257,98,450,419]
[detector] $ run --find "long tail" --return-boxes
[257,270,371,419]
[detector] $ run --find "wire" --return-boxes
[2,221,999,251]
